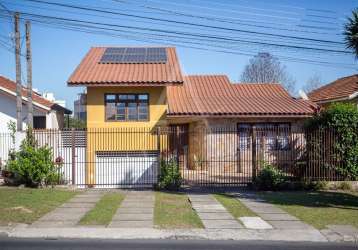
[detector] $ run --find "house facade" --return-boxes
[0,76,71,132]
[308,74,358,108]
[68,46,316,186]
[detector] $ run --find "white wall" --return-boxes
[0,93,27,132]
[0,92,51,132]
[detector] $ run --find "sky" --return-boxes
[0,0,357,111]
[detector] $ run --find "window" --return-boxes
[237,123,291,151]
[105,94,149,121]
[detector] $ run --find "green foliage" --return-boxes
[344,9,358,57]
[253,164,286,191]
[305,103,358,180]
[6,129,60,187]
[157,159,182,190]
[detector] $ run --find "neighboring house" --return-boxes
[308,74,358,108]
[67,46,316,186]
[74,93,87,121]
[0,76,72,132]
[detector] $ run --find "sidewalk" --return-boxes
[4,226,327,242]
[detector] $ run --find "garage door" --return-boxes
[95,151,159,188]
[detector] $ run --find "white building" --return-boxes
[0,75,72,132]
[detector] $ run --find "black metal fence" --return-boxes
[0,126,353,187]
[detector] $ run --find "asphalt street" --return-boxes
[0,238,357,250]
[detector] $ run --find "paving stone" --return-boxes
[320,229,344,242]
[60,203,95,208]
[117,208,154,214]
[202,219,244,229]
[112,213,153,221]
[109,220,153,228]
[258,213,299,221]
[197,212,234,220]
[69,197,102,203]
[239,217,273,229]
[247,206,286,214]
[30,191,104,228]
[326,225,358,238]
[268,220,314,229]
[188,194,243,229]
[108,191,155,228]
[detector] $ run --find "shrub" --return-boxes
[157,158,182,190]
[337,181,352,191]
[301,180,328,191]
[305,103,358,180]
[253,164,286,191]
[6,129,60,187]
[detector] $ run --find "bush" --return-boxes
[300,180,328,191]
[253,164,286,191]
[6,129,60,187]
[305,103,358,180]
[157,158,182,190]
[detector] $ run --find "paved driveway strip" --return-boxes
[232,193,314,230]
[108,191,154,228]
[30,191,104,228]
[188,194,243,229]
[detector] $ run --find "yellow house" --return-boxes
[68,46,315,187]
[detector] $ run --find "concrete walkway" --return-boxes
[108,191,154,228]
[30,191,104,228]
[233,193,314,230]
[188,194,243,229]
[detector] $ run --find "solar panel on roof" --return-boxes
[99,47,167,64]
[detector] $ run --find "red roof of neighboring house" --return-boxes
[308,74,358,103]
[167,75,316,117]
[0,76,71,114]
[68,47,184,85]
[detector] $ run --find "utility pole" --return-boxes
[26,21,33,128]
[15,12,22,131]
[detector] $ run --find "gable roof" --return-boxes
[0,76,71,113]
[167,75,316,117]
[308,74,358,103]
[67,47,184,85]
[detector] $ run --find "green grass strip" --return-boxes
[154,192,204,229]
[79,192,124,226]
[214,193,256,219]
[0,187,78,225]
[259,191,358,229]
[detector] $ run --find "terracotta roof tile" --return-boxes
[68,47,184,85]
[308,74,358,102]
[0,76,54,109]
[167,75,315,117]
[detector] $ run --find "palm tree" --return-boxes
[344,9,358,58]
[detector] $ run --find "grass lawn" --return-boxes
[214,194,256,219]
[79,192,124,226]
[154,192,204,229]
[0,187,77,225]
[259,191,358,229]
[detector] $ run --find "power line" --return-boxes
[113,0,337,36]
[20,0,344,45]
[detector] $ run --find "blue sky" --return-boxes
[0,0,357,111]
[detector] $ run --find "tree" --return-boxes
[240,52,296,94]
[303,73,324,93]
[64,117,86,129]
[344,9,358,57]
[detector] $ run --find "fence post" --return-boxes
[251,125,257,180]
[157,127,161,179]
[71,128,76,185]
